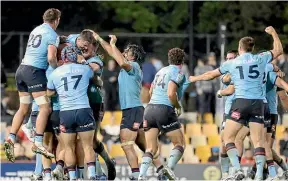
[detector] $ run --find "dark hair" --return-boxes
[125,44,146,64]
[79,30,99,47]
[226,50,238,55]
[168,48,185,65]
[43,8,61,23]
[239,37,255,52]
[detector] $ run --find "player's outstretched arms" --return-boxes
[109,35,132,71]
[189,69,222,83]
[275,77,288,93]
[47,45,58,68]
[265,26,283,59]
[217,85,235,98]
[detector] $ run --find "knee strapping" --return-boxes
[20,95,32,104]
[121,141,134,147]
[34,95,50,105]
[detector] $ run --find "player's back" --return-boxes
[150,65,185,107]
[221,52,272,100]
[50,63,93,111]
[22,23,58,70]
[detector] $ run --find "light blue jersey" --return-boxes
[118,62,143,109]
[262,64,274,103]
[22,23,59,69]
[266,72,278,114]
[47,63,93,111]
[66,34,79,46]
[150,65,185,107]
[87,56,103,76]
[178,76,191,100]
[219,51,273,100]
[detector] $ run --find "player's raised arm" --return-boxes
[109,35,132,71]
[265,26,283,59]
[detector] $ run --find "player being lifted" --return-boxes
[190,26,283,180]
[138,48,187,180]
[4,8,61,162]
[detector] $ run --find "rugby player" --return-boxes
[138,48,187,180]
[87,31,167,180]
[218,50,237,179]
[4,8,61,161]
[46,45,97,180]
[189,26,283,180]
[64,30,115,180]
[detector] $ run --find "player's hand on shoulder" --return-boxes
[109,35,117,46]
[265,26,276,35]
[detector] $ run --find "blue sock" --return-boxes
[77,166,84,179]
[96,156,103,175]
[254,147,266,180]
[87,162,96,178]
[267,160,277,177]
[34,134,43,144]
[220,154,230,174]
[226,143,241,170]
[167,146,184,170]
[8,133,16,143]
[44,168,51,178]
[139,152,153,177]
[67,166,76,180]
[34,153,43,175]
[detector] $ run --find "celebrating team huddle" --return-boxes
[4,8,288,181]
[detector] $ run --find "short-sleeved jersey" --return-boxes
[262,64,274,103]
[150,65,185,107]
[118,61,143,109]
[266,72,278,114]
[47,63,93,111]
[223,83,235,115]
[219,51,273,100]
[66,34,79,46]
[178,76,191,100]
[31,66,60,112]
[87,56,103,77]
[22,23,59,69]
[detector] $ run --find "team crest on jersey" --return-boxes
[59,125,66,132]
[133,122,140,130]
[231,111,240,120]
